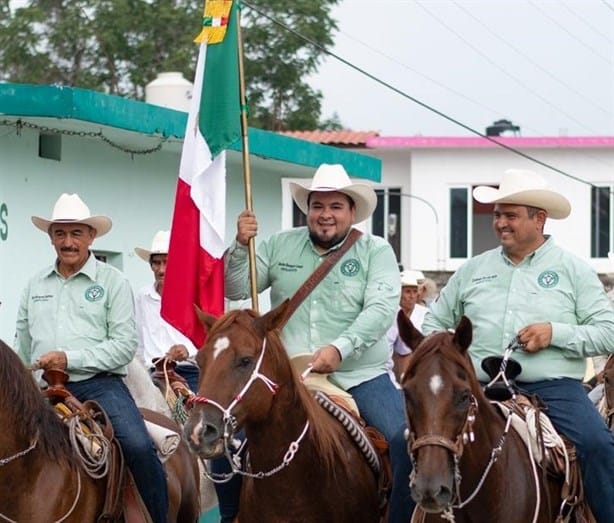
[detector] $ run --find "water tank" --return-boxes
[145,72,193,112]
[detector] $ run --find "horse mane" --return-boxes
[405,330,482,397]
[0,340,77,463]
[207,310,350,476]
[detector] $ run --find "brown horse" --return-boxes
[397,315,565,523]
[0,339,200,523]
[183,302,381,523]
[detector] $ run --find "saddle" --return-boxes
[314,391,392,519]
[484,374,595,523]
[42,369,153,523]
[150,359,193,425]
[481,355,522,401]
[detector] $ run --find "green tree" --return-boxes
[1,0,342,130]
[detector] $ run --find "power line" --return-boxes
[452,0,613,118]
[559,0,614,44]
[242,1,598,188]
[414,0,602,135]
[528,0,613,65]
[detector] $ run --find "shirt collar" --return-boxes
[51,251,97,281]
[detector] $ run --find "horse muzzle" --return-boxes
[183,410,226,458]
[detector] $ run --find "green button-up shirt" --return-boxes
[14,253,137,381]
[423,236,614,382]
[225,227,400,390]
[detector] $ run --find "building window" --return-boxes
[591,186,611,258]
[373,188,401,262]
[450,188,468,258]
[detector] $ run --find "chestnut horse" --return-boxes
[183,302,381,523]
[0,339,200,523]
[397,315,566,523]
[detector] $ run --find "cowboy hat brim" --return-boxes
[289,182,377,224]
[31,216,113,237]
[472,186,571,219]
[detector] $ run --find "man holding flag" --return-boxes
[161,1,243,520]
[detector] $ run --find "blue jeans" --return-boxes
[520,378,614,522]
[211,452,243,523]
[174,363,200,393]
[67,374,169,523]
[349,373,414,523]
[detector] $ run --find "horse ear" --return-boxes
[253,299,290,337]
[194,304,218,331]
[397,309,424,350]
[452,315,473,353]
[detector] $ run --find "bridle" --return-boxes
[186,336,310,482]
[407,340,521,521]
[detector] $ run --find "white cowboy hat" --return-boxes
[135,230,170,261]
[289,164,377,224]
[400,269,425,287]
[290,353,360,417]
[472,169,571,219]
[31,193,112,237]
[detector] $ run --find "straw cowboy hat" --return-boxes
[291,353,360,417]
[289,164,377,224]
[472,169,571,219]
[31,193,112,237]
[400,269,425,287]
[135,230,170,262]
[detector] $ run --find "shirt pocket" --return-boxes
[321,279,365,314]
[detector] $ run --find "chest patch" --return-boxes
[537,270,559,289]
[84,285,105,302]
[340,258,361,277]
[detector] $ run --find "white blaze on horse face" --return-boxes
[429,374,443,396]
[213,336,230,360]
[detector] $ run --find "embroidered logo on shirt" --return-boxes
[85,285,105,302]
[537,270,559,288]
[340,258,361,277]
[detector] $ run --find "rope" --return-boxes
[66,413,110,479]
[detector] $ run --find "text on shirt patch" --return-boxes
[340,258,361,277]
[84,285,105,302]
[471,274,498,284]
[278,262,303,272]
[32,294,53,302]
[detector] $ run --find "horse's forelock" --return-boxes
[406,331,480,392]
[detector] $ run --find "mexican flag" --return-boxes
[161,0,241,348]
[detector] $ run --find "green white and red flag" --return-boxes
[161,0,241,347]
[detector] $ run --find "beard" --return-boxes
[309,229,347,251]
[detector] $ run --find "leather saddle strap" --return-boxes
[280,228,363,328]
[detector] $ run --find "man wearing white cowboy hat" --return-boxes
[386,269,428,383]
[221,163,413,523]
[423,169,614,521]
[134,230,199,392]
[14,193,169,523]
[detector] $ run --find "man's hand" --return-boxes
[310,345,342,373]
[517,322,552,353]
[236,210,258,246]
[37,350,67,370]
[166,344,189,362]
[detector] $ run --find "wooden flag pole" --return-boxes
[236,3,259,312]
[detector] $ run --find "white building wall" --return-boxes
[370,145,614,275]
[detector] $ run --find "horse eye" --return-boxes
[236,356,252,369]
[455,390,470,408]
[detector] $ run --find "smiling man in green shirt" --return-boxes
[215,164,413,523]
[423,169,614,521]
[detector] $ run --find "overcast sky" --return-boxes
[308,0,614,137]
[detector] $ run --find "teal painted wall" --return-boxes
[0,85,381,342]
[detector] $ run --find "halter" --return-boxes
[187,337,310,481]
[408,337,521,520]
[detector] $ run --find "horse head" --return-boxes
[183,301,292,459]
[398,315,478,514]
